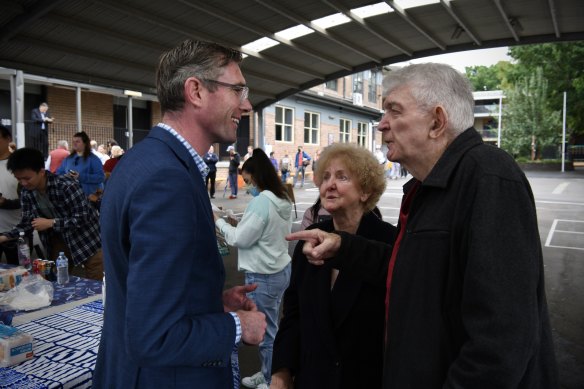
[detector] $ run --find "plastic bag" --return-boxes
[0,274,54,311]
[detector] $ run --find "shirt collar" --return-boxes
[157,122,210,180]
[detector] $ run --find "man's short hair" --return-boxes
[57,140,69,149]
[0,125,12,140]
[7,148,45,172]
[156,39,243,113]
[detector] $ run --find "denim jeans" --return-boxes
[228,172,238,196]
[293,166,306,187]
[245,263,291,384]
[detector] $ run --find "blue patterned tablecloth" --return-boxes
[0,270,102,326]
[0,300,103,389]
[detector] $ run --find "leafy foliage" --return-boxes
[502,68,561,159]
[508,42,584,139]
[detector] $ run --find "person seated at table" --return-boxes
[0,148,103,280]
[271,143,396,389]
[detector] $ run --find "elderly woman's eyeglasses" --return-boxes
[203,79,249,103]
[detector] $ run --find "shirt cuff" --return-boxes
[229,312,242,345]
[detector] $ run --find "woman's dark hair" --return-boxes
[242,148,289,201]
[310,196,322,222]
[71,131,92,160]
[7,148,44,172]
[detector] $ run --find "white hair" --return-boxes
[383,63,474,134]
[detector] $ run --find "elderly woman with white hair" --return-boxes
[103,145,124,176]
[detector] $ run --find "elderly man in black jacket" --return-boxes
[285,63,558,389]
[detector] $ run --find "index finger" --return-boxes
[286,229,321,242]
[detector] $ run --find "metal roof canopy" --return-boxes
[0,0,583,110]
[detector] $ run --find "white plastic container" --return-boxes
[0,324,34,367]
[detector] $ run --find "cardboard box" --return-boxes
[0,323,34,367]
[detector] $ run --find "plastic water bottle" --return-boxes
[17,232,31,270]
[56,252,69,285]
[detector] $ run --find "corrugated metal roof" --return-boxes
[0,0,582,109]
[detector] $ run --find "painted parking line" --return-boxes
[545,219,584,251]
[552,182,570,194]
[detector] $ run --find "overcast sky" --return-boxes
[393,46,513,72]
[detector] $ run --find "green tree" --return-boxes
[465,65,501,91]
[508,42,584,139]
[502,68,561,159]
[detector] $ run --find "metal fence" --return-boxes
[17,121,151,153]
[569,145,584,162]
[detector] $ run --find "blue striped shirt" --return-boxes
[157,123,209,182]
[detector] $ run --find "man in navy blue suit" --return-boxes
[94,40,266,388]
[31,102,54,159]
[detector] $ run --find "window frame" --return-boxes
[304,111,320,145]
[357,121,368,147]
[339,118,351,143]
[275,105,294,143]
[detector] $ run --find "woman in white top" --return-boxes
[215,148,293,389]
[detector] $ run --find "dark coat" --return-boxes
[94,127,235,388]
[336,128,558,389]
[272,212,396,389]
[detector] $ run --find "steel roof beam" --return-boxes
[177,0,352,70]
[383,0,446,51]
[253,0,383,62]
[440,0,482,46]
[321,0,414,56]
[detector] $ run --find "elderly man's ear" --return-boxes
[429,105,448,140]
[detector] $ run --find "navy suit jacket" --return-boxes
[31,108,48,130]
[93,126,236,388]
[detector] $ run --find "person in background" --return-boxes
[103,145,124,176]
[56,131,105,197]
[31,102,54,159]
[0,125,21,265]
[300,196,331,230]
[312,148,321,173]
[279,152,290,184]
[45,140,69,173]
[91,140,110,164]
[0,148,103,280]
[215,148,292,389]
[269,151,278,171]
[243,145,253,162]
[227,145,241,199]
[93,39,266,388]
[286,63,558,389]
[204,145,219,199]
[105,139,118,157]
[293,146,311,188]
[271,143,394,389]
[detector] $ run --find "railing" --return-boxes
[569,145,584,161]
[14,121,150,153]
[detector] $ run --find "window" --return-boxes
[275,106,293,142]
[325,80,338,90]
[353,72,363,94]
[340,119,351,143]
[368,70,379,103]
[357,122,367,146]
[304,111,320,144]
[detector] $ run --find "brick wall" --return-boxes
[46,86,114,149]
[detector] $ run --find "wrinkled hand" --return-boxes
[223,284,257,312]
[286,229,341,265]
[238,309,266,345]
[31,217,54,232]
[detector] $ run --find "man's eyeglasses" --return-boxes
[203,79,249,103]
